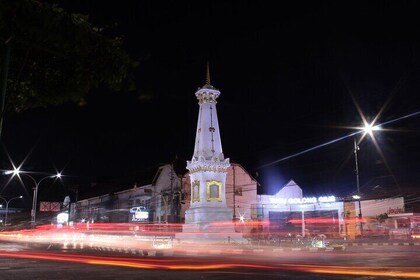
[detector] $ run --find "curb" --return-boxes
[90,246,335,256]
[336,242,420,247]
[78,241,420,257]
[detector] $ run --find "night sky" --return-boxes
[1,1,419,206]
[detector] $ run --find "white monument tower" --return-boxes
[177,65,245,243]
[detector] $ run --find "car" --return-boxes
[411,228,420,239]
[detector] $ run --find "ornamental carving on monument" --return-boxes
[206,180,222,202]
[189,166,228,174]
[192,180,200,202]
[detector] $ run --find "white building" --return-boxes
[256,180,343,237]
[252,179,406,239]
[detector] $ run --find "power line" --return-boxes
[256,110,420,170]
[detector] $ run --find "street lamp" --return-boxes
[353,121,381,236]
[5,168,61,225]
[0,195,23,225]
[353,137,363,236]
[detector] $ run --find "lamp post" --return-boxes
[353,137,363,236]
[232,164,236,221]
[0,195,22,225]
[5,168,61,225]
[352,121,380,236]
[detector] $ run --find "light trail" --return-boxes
[0,250,419,278]
[257,110,420,169]
[1,224,420,278]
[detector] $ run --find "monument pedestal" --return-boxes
[175,206,248,244]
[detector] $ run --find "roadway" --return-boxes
[0,241,419,279]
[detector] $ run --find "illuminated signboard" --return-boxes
[269,196,336,204]
[57,212,69,224]
[130,206,149,222]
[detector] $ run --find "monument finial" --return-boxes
[205,62,211,86]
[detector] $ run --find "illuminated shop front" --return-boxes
[129,206,149,223]
[254,180,407,239]
[255,180,345,238]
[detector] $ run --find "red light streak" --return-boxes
[1,222,420,278]
[0,250,419,278]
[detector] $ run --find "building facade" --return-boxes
[343,196,405,239]
[74,161,259,226]
[256,180,344,238]
[252,180,405,239]
[74,164,181,224]
[73,170,406,240]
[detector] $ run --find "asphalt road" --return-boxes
[0,242,419,280]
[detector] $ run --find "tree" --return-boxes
[0,0,136,113]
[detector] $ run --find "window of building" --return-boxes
[144,199,150,210]
[397,218,410,228]
[256,207,264,219]
[161,195,167,207]
[235,187,243,196]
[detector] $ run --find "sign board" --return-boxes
[39,202,51,212]
[130,206,149,222]
[57,212,69,224]
[388,206,405,214]
[51,202,61,212]
[40,201,62,212]
[269,195,336,205]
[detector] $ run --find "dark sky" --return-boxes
[1,1,419,205]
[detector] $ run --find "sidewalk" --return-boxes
[329,238,420,247]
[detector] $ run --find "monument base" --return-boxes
[175,206,248,244]
[175,231,247,244]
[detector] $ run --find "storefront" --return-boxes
[253,179,407,239]
[256,180,344,238]
[386,213,420,240]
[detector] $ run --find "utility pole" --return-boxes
[178,174,183,222]
[354,137,363,236]
[68,185,79,222]
[170,163,173,223]
[233,164,236,221]
[169,157,176,223]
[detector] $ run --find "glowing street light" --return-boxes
[5,168,62,225]
[362,121,381,138]
[0,195,23,225]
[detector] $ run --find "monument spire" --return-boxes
[203,62,214,89]
[205,62,211,86]
[192,65,223,161]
